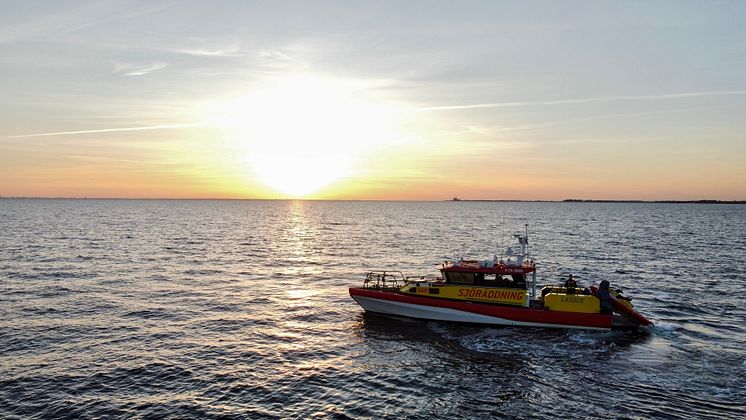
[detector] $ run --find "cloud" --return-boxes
[178,46,242,57]
[112,61,168,76]
[416,90,746,111]
[66,4,172,35]
[487,108,700,133]
[0,4,171,44]
[259,49,308,69]
[1,124,202,140]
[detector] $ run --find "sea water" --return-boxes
[1,199,744,418]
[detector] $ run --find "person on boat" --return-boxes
[564,274,577,294]
[597,280,613,314]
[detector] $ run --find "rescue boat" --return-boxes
[349,226,652,331]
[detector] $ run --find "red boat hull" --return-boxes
[350,287,614,330]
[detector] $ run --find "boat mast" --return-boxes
[525,224,537,299]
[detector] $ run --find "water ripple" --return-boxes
[1,199,744,418]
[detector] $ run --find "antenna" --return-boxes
[500,215,506,262]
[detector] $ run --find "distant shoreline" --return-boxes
[449,198,746,204]
[1,196,744,204]
[450,198,746,204]
[563,199,746,204]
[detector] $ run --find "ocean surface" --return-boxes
[1,199,745,419]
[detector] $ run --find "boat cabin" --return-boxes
[437,228,538,297]
[439,261,534,290]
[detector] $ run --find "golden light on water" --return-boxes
[209,74,408,197]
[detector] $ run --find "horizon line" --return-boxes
[1,196,744,204]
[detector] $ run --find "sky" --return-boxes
[1,0,745,200]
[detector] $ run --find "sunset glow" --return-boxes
[1,2,745,200]
[208,75,406,196]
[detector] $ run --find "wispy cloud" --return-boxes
[487,108,699,133]
[66,4,172,35]
[112,61,168,76]
[416,90,746,111]
[259,49,308,69]
[436,108,699,143]
[1,124,202,140]
[0,4,171,44]
[179,46,242,57]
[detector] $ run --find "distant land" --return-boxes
[562,199,746,204]
[0,196,744,204]
[451,198,746,204]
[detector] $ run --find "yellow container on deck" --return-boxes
[544,293,600,313]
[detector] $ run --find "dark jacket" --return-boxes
[597,285,613,313]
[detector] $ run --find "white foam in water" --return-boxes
[456,329,524,354]
[567,329,623,346]
[651,321,679,334]
[462,337,503,354]
[566,331,601,345]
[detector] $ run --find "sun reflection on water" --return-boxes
[275,201,324,275]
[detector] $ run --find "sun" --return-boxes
[210,74,404,197]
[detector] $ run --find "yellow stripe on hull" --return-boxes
[400,285,527,307]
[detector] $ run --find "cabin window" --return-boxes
[445,271,475,285]
[481,274,499,286]
[428,288,440,295]
[511,274,527,289]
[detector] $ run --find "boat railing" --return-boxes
[363,271,406,291]
[540,285,593,297]
[404,275,443,286]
